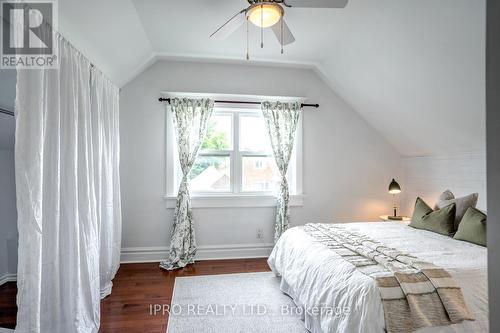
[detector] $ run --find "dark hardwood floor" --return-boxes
[0,258,270,332]
[0,280,16,329]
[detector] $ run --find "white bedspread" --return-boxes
[267,222,488,333]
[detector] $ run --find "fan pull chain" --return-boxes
[260,4,264,48]
[246,16,250,60]
[281,16,284,54]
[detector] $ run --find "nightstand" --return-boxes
[379,215,411,224]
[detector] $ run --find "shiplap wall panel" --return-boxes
[401,152,487,215]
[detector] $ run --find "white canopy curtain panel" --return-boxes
[261,101,300,242]
[160,98,214,270]
[15,34,121,333]
[90,68,122,298]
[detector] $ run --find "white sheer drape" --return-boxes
[90,68,122,298]
[15,34,121,333]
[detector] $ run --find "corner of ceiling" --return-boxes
[117,52,402,161]
[118,52,320,88]
[118,53,158,88]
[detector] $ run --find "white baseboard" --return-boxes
[0,245,274,278]
[196,243,274,260]
[0,273,17,286]
[120,243,274,263]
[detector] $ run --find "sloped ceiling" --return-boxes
[58,0,485,156]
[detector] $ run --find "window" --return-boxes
[188,114,233,193]
[165,104,302,207]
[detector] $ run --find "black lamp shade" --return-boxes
[388,179,401,194]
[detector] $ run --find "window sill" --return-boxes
[163,194,304,209]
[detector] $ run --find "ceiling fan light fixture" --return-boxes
[247,3,283,28]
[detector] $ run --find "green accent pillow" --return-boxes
[453,207,487,246]
[410,197,456,236]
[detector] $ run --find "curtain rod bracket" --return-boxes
[158,97,319,108]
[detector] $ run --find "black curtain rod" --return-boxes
[158,97,319,108]
[0,108,14,117]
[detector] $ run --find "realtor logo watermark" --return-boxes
[1,0,58,68]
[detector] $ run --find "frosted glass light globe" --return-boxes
[247,4,283,28]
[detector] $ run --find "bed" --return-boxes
[267,222,488,333]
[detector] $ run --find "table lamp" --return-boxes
[388,179,403,220]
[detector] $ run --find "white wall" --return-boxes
[400,152,487,216]
[119,60,402,261]
[0,149,17,282]
[0,69,17,283]
[486,0,500,330]
[0,69,16,111]
[0,70,16,151]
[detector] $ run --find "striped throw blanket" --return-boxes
[303,223,474,333]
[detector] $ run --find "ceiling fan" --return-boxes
[210,0,348,59]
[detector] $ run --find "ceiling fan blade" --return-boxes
[283,0,348,8]
[210,9,246,40]
[272,19,295,45]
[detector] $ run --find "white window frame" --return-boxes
[164,103,303,208]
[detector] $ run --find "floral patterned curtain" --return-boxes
[160,98,214,270]
[261,101,300,242]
